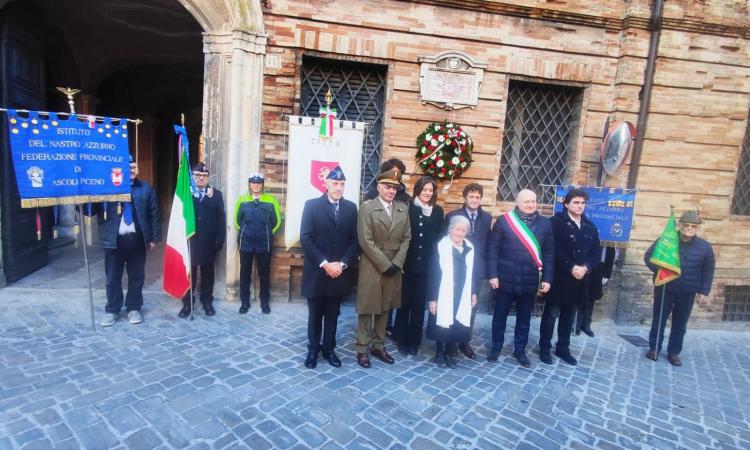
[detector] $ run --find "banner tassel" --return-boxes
[53,206,58,239]
[35,209,42,241]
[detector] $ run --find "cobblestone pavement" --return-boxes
[1,246,749,449]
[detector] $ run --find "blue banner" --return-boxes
[553,186,637,247]
[6,110,131,207]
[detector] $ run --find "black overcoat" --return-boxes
[546,211,601,305]
[403,202,444,275]
[191,187,226,265]
[300,194,359,298]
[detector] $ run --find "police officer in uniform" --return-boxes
[179,162,226,318]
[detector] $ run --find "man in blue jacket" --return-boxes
[299,166,359,368]
[444,183,491,359]
[644,210,715,366]
[539,188,601,366]
[487,189,554,367]
[97,156,161,327]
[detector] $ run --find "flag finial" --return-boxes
[325,88,333,107]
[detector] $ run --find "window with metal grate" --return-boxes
[498,81,583,204]
[731,115,750,215]
[299,56,387,196]
[722,285,750,322]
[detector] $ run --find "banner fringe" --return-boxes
[21,194,131,208]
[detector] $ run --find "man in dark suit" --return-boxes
[444,183,491,359]
[179,162,226,318]
[538,188,601,366]
[300,166,359,368]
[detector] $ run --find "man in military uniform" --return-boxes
[300,166,359,368]
[96,155,161,327]
[644,210,715,366]
[179,162,226,318]
[355,168,411,368]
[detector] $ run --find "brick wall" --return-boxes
[256,0,750,327]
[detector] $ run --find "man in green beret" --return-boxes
[644,210,715,366]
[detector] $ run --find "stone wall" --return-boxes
[253,0,750,327]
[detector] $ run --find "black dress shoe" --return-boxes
[575,329,582,336]
[435,352,447,368]
[178,306,190,318]
[239,304,249,314]
[445,353,457,369]
[582,327,595,337]
[261,304,271,314]
[459,343,476,360]
[408,346,418,356]
[512,351,531,368]
[554,349,578,366]
[486,348,501,362]
[539,349,553,365]
[204,305,216,316]
[304,351,318,369]
[322,350,342,368]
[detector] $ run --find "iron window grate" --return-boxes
[722,285,750,322]
[498,81,582,204]
[731,114,750,215]
[299,57,387,195]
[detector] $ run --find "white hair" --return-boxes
[447,215,470,233]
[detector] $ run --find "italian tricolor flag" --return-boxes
[163,129,196,298]
[319,105,337,138]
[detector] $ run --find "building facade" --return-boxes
[1,0,748,326]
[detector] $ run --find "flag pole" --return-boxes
[654,204,675,359]
[57,87,96,331]
[180,113,196,322]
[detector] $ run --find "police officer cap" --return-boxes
[326,166,346,181]
[248,172,265,183]
[679,210,701,224]
[192,162,209,174]
[376,167,402,185]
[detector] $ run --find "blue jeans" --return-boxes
[491,291,535,353]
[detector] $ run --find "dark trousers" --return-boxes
[649,288,695,355]
[395,273,428,348]
[539,302,577,352]
[576,301,594,333]
[182,264,215,307]
[239,251,271,306]
[307,296,341,353]
[104,232,146,313]
[491,291,535,353]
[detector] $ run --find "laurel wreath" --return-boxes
[415,121,473,180]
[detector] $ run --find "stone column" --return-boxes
[201,30,266,301]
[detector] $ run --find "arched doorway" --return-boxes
[0,0,266,293]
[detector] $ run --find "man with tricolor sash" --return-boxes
[644,210,714,366]
[487,189,554,368]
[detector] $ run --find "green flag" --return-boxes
[649,212,681,286]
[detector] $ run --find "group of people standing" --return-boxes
[93,156,715,372]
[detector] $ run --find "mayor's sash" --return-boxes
[504,209,543,273]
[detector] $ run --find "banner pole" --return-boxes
[654,284,666,359]
[78,204,97,331]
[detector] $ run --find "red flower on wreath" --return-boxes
[415,120,473,180]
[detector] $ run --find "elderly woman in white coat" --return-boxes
[426,215,478,368]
